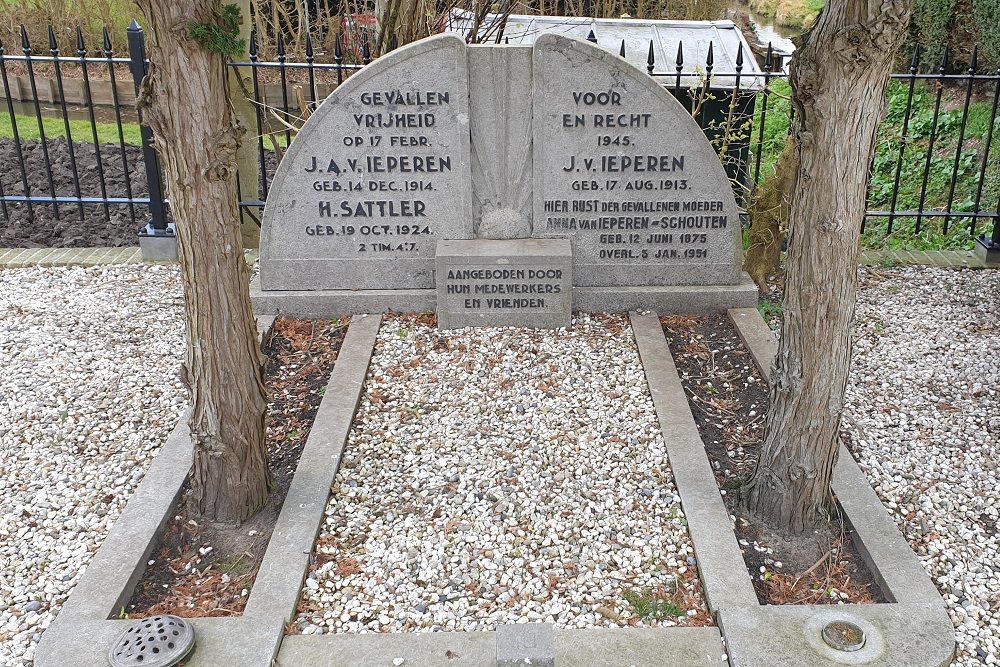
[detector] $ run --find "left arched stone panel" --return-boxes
[259,34,474,291]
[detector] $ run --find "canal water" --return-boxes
[731,1,801,54]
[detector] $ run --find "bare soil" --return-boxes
[125,318,348,619]
[660,314,882,606]
[0,137,279,248]
[0,138,150,247]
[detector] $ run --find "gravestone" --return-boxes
[253,32,756,324]
[532,34,742,287]
[258,35,474,291]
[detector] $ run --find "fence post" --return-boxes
[127,19,176,260]
[976,219,1000,267]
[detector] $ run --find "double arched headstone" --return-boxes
[257,33,752,319]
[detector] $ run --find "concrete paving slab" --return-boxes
[276,631,496,666]
[553,626,727,666]
[719,603,954,667]
[629,312,757,613]
[497,622,554,666]
[34,619,135,666]
[183,616,285,667]
[36,617,283,667]
[244,314,381,622]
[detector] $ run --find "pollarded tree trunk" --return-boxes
[135,1,272,523]
[741,0,912,534]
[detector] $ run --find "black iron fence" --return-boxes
[0,21,998,249]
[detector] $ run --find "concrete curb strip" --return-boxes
[496,622,555,667]
[628,312,758,613]
[36,314,382,667]
[553,627,726,666]
[244,313,381,621]
[277,631,497,666]
[723,307,955,665]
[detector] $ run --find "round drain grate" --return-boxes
[109,615,195,667]
[822,620,866,652]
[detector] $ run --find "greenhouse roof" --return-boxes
[446,12,766,90]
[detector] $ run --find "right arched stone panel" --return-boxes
[532,33,742,287]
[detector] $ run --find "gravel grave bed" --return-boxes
[295,313,709,634]
[660,315,880,606]
[844,266,1000,666]
[127,318,348,619]
[0,265,185,666]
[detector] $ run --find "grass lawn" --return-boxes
[752,79,1000,250]
[0,113,143,146]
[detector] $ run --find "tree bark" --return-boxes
[135,1,272,523]
[741,0,911,534]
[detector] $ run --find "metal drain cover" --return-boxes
[109,615,195,667]
[822,620,866,652]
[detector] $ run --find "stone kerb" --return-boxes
[532,34,743,287]
[259,34,474,291]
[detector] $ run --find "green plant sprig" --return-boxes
[188,3,245,57]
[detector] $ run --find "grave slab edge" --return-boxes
[552,626,727,666]
[244,313,381,621]
[725,307,948,606]
[628,312,758,613]
[278,630,497,666]
[721,307,955,666]
[35,316,380,667]
[276,624,730,666]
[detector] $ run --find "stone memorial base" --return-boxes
[250,273,758,320]
[436,239,572,329]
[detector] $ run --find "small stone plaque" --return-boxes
[436,239,572,329]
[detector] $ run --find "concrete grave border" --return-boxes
[629,310,956,667]
[38,310,730,667]
[39,307,954,666]
[35,313,382,667]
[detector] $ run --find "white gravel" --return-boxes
[297,313,707,634]
[0,265,185,666]
[846,266,1000,666]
